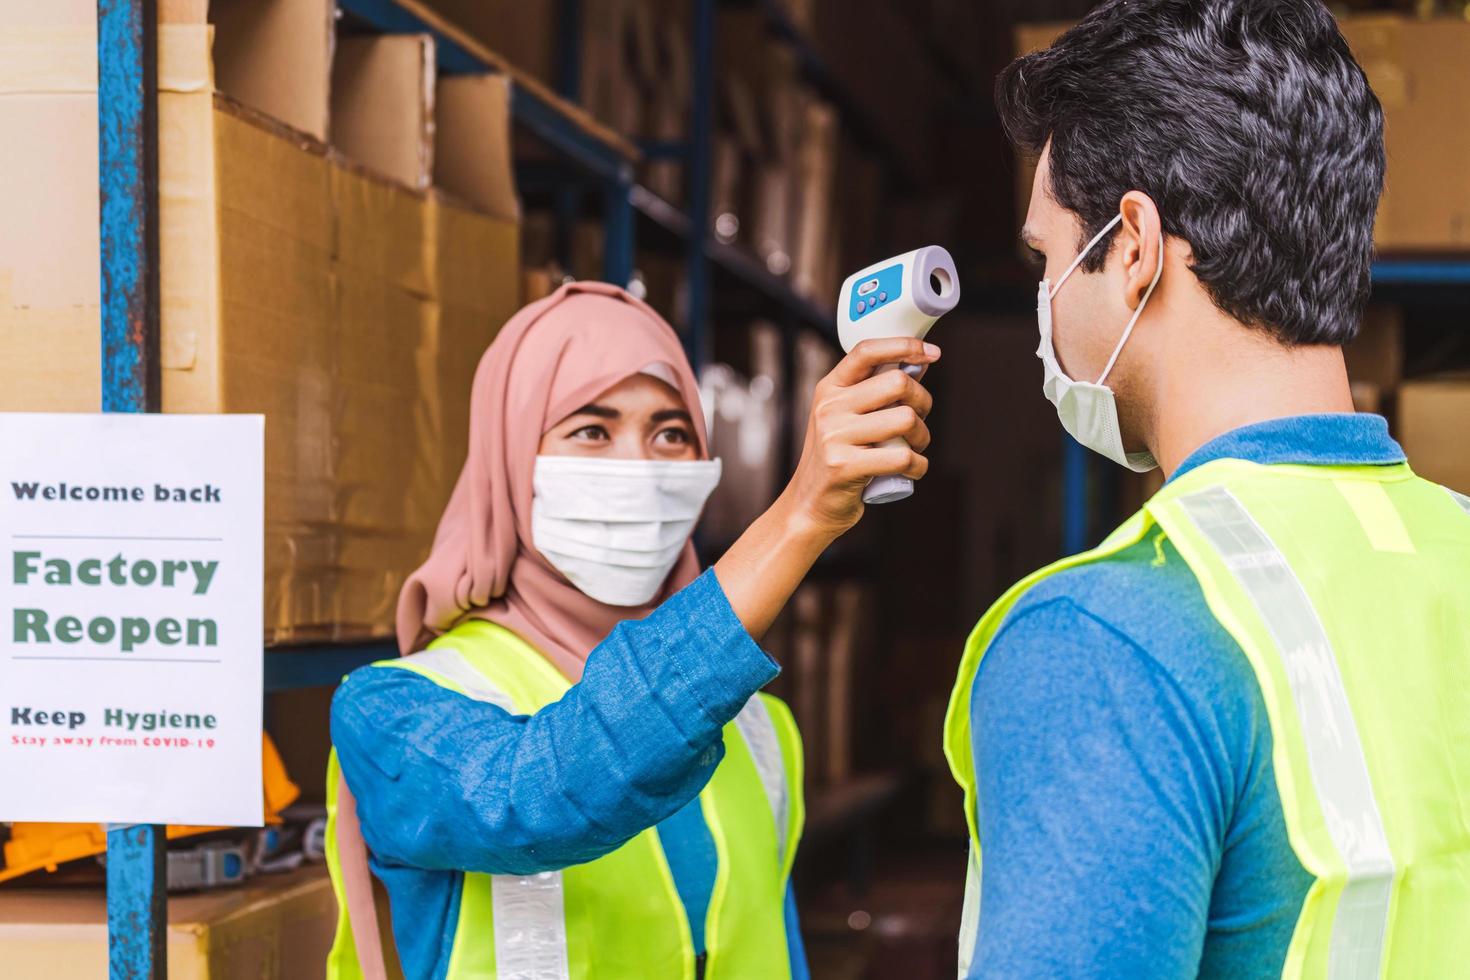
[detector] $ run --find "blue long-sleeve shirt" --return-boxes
[332,569,810,979]
[967,414,1406,977]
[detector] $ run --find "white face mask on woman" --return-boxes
[531,455,722,606]
[1037,213,1163,473]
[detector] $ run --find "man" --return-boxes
[943,1,1470,977]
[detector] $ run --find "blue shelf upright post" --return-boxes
[97,0,166,976]
[684,0,716,370]
[554,0,583,276]
[603,169,636,287]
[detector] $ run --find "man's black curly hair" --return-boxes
[998,0,1384,345]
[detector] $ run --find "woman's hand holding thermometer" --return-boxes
[714,335,938,640]
[837,246,961,504]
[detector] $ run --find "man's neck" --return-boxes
[1147,315,1355,479]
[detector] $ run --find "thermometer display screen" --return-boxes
[848,263,903,321]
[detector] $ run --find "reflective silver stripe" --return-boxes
[733,695,789,863]
[1446,486,1470,517]
[400,652,568,975]
[1176,486,1393,979]
[956,844,980,978]
[491,871,570,980]
[399,647,516,713]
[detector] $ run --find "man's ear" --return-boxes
[1117,191,1163,311]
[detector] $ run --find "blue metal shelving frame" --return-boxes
[1371,259,1470,286]
[97,0,167,975]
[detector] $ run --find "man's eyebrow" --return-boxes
[651,409,693,424]
[566,403,619,420]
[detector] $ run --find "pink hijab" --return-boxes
[395,281,710,679]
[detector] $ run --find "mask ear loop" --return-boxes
[1096,229,1165,386]
[1048,214,1124,299]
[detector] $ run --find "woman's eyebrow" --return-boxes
[567,404,619,419]
[651,409,693,424]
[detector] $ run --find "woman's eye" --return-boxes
[655,427,692,445]
[570,425,609,441]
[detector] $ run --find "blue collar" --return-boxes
[1168,413,1405,484]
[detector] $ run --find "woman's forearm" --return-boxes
[712,499,831,642]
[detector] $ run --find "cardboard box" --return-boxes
[699,346,781,544]
[1339,16,1470,250]
[1344,304,1404,390]
[580,0,659,138]
[0,865,337,979]
[209,0,334,141]
[834,138,883,278]
[790,99,839,301]
[0,19,521,642]
[1011,23,1071,231]
[435,73,521,218]
[1350,380,1384,417]
[332,35,436,190]
[1013,16,1470,252]
[0,2,101,410]
[1397,375,1470,493]
[802,0,937,182]
[710,134,746,245]
[751,162,795,276]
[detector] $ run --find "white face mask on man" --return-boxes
[531,455,722,606]
[1037,213,1164,473]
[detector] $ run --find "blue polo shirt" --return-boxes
[966,413,1405,978]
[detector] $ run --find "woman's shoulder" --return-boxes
[333,654,444,714]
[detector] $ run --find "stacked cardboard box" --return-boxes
[0,866,339,978]
[419,0,688,200]
[762,579,876,790]
[1399,376,1470,493]
[0,5,522,643]
[1344,307,1470,495]
[1343,305,1403,418]
[1338,16,1470,251]
[209,0,333,141]
[716,7,865,305]
[785,0,938,184]
[700,323,784,544]
[1014,15,1470,253]
[332,33,437,190]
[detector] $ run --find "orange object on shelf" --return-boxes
[0,733,298,885]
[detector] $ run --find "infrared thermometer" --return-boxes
[837,246,960,504]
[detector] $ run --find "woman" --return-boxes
[326,282,936,979]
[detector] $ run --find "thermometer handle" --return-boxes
[862,363,924,505]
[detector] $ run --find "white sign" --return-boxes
[0,413,263,826]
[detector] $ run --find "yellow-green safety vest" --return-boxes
[325,618,805,980]
[944,458,1470,978]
